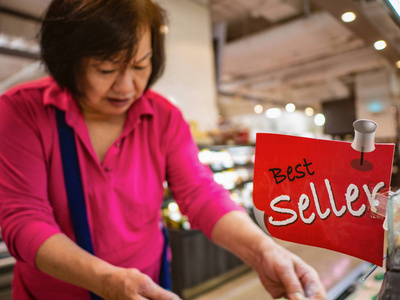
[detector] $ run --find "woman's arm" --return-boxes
[35,233,181,300]
[211,211,326,300]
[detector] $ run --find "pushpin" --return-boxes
[351,119,377,166]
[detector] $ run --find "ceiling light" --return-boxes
[341,12,356,23]
[396,60,400,68]
[305,107,314,116]
[285,103,296,113]
[160,25,169,34]
[374,40,387,50]
[314,113,326,126]
[254,104,263,114]
[265,108,282,119]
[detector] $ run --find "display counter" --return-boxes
[187,237,372,300]
[277,240,368,300]
[167,225,373,300]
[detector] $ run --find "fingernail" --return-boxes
[292,292,306,300]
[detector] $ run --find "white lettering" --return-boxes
[363,182,385,213]
[298,194,316,224]
[346,184,366,217]
[325,179,346,217]
[310,182,330,219]
[267,180,382,227]
[269,195,298,226]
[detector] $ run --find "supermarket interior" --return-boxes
[1,0,400,299]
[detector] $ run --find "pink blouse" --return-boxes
[0,77,244,299]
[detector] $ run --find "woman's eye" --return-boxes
[134,65,147,71]
[99,69,116,74]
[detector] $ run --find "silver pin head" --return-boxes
[351,119,378,153]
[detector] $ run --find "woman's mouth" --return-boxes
[106,97,131,107]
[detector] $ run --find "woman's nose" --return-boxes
[112,69,135,95]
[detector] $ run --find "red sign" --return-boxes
[253,133,395,266]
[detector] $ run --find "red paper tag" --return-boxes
[253,133,395,266]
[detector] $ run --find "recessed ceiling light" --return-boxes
[285,103,296,112]
[305,107,314,116]
[314,113,326,126]
[341,12,356,23]
[265,108,282,119]
[254,104,263,114]
[396,60,400,68]
[374,40,387,50]
[160,25,169,34]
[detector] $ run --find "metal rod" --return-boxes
[361,255,387,281]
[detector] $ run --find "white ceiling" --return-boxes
[0,0,400,113]
[212,0,400,113]
[0,0,49,18]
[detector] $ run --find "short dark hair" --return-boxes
[40,0,167,96]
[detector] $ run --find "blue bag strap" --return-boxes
[56,108,171,294]
[159,226,172,290]
[56,109,102,300]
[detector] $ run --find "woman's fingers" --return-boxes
[138,279,181,300]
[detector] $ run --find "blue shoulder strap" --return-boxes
[56,109,102,300]
[56,108,171,293]
[160,226,172,290]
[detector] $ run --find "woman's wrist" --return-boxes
[211,210,276,268]
[35,233,116,296]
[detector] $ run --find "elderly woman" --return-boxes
[0,0,326,299]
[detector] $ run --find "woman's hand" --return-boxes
[211,211,327,300]
[36,234,181,300]
[255,241,326,300]
[100,267,181,300]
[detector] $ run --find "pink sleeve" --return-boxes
[164,108,245,238]
[0,93,62,266]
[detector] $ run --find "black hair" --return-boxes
[40,0,167,96]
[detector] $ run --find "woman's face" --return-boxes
[78,27,153,119]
